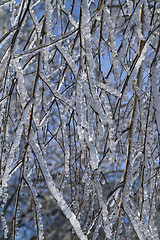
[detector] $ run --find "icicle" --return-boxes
[76,69,89,164]
[135,39,151,71]
[9,0,17,27]
[103,4,120,83]
[0,210,8,239]
[151,49,160,133]
[13,58,30,109]
[45,0,53,40]
[61,106,70,177]
[43,0,54,75]
[2,102,31,189]
[86,136,99,170]
[82,171,96,233]
[101,91,116,163]
[29,0,42,39]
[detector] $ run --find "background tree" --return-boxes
[0,0,160,239]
